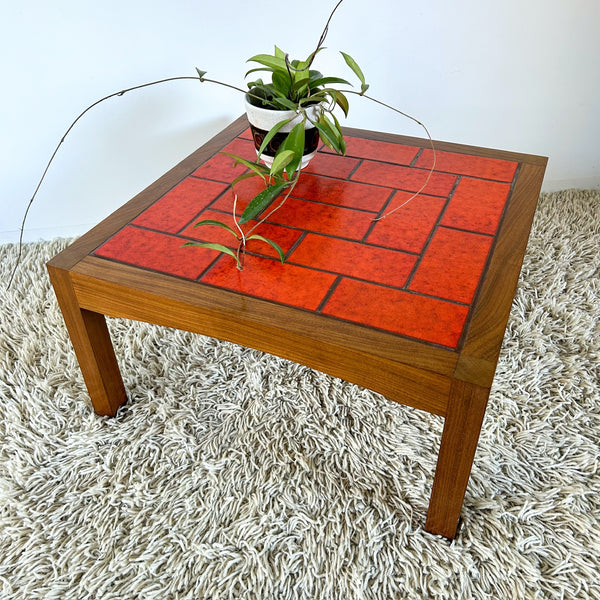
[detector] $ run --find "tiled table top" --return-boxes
[93,129,519,350]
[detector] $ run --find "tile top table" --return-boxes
[47,116,547,538]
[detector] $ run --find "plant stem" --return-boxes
[309,0,346,70]
[245,175,300,239]
[7,75,199,289]
[284,0,346,75]
[232,192,246,270]
[200,77,248,96]
[346,91,437,220]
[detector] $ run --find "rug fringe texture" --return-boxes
[0,189,599,599]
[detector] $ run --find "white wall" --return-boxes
[1,0,599,243]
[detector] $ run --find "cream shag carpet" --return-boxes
[1,190,599,600]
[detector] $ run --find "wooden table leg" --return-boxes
[425,379,490,539]
[47,265,127,416]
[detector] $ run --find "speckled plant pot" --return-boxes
[245,98,322,168]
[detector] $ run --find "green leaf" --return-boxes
[312,88,344,105]
[340,52,369,94]
[246,53,288,71]
[245,68,270,78]
[294,84,309,101]
[239,182,289,225]
[231,170,262,188]
[308,76,352,89]
[182,242,240,266]
[269,96,298,110]
[299,92,328,107]
[278,121,305,176]
[247,234,286,264]
[269,150,295,176]
[272,70,292,97]
[332,90,350,117]
[274,46,286,59]
[256,118,293,161]
[291,70,310,90]
[246,84,276,107]
[295,48,323,72]
[195,68,207,81]
[221,153,269,180]
[329,112,347,155]
[291,70,311,101]
[314,116,343,154]
[192,220,239,238]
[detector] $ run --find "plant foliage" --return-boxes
[191,0,369,269]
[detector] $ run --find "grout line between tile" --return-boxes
[362,189,397,242]
[404,176,462,290]
[175,185,237,237]
[316,276,343,314]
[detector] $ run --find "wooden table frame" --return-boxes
[47,117,547,539]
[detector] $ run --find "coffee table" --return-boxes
[47,116,546,539]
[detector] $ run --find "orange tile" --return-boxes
[260,197,374,240]
[201,253,337,311]
[289,233,417,287]
[132,178,228,233]
[192,138,257,182]
[367,192,447,253]
[416,149,518,182]
[291,173,391,212]
[409,227,493,304]
[322,278,469,348]
[324,136,419,165]
[352,160,456,196]
[441,177,511,234]
[304,151,360,179]
[94,226,217,280]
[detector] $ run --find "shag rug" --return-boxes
[1,189,599,600]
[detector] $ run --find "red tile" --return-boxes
[351,161,456,196]
[291,173,390,212]
[94,226,217,279]
[441,177,510,234]
[409,227,493,304]
[303,151,360,179]
[180,208,302,260]
[289,233,417,287]
[238,128,253,140]
[262,197,374,240]
[324,136,419,165]
[367,192,447,253]
[416,149,518,182]
[132,177,228,233]
[201,253,337,311]
[322,278,469,348]
[215,191,373,240]
[192,138,257,182]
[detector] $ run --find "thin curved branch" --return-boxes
[7,75,200,289]
[285,0,346,74]
[346,91,437,221]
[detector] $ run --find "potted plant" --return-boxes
[188,0,371,267]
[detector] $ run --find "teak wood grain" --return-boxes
[71,257,453,417]
[47,116,547,539]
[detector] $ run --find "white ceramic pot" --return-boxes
[245,98,322,168]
